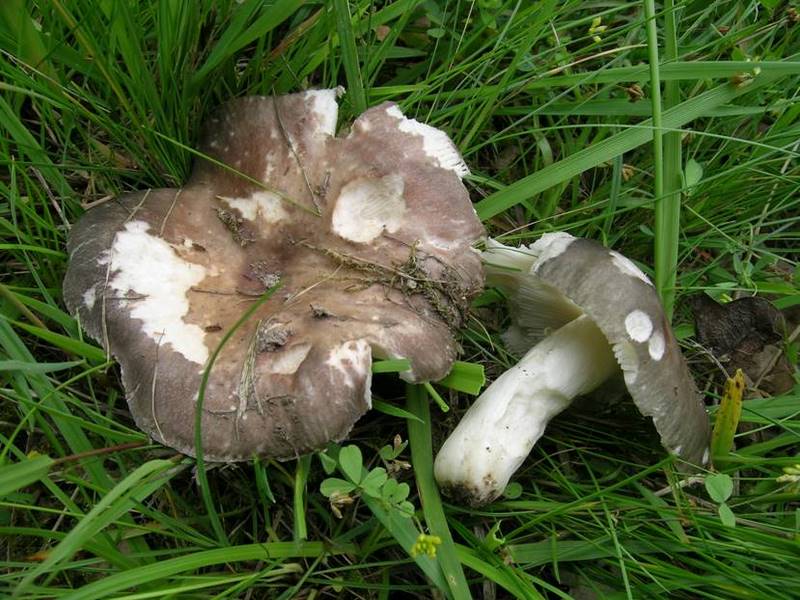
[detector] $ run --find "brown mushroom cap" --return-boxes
[64,89,485,461]
[499,233,711,466]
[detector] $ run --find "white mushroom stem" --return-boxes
[434,314,618,506]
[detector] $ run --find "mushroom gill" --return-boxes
[434,234,710,507]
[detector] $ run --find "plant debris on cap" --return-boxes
[526,233,711,465]
[63,89,485,461]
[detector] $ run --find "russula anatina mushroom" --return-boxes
[64,88,484,461]
[434,233,711,506]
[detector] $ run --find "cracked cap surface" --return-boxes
[63,89,485,461]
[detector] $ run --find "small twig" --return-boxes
[284,264,343,305]
[100,257,114,356]
[52,441,148,466]
[653,475,705,497]
[151,331,166,443]
[189,285,252,296]
[190,285,268,301]
[189,287,238,296]
[81,194,114,210]
[268,9,321,61]
[236,288,272,298]
[44,486,81,555]
[159,188,183,236]
[30,167,70,231]
[541,44,647,78]
[688,339,732,381]
[272,92,321,212]
[236,325,262,436]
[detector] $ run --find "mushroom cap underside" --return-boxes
[63,90,485,461]
[489,234,711,466]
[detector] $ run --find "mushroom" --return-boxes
[434,233,710,506]
[63,89,484,461]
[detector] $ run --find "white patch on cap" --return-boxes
[531,232,576,271]
[264,343,312,375]
[625,310,653,342]
[648,330,665,360]
[671,445,683,456]
[610,251,652,286]
[385,105,469,178]
[107,221,208,364]
[331,174,406,243]
[372,325,426,382]
[83,285,97,310]
[263,154,276,181]
[702,447,710,465]
[304,88,342,137]
[613,340,639,385]
[425,236,459,251]
[326,339,370,388]
[219,191,288,225]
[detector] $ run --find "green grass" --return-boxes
[1,0,799,598]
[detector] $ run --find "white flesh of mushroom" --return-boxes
[433,314,617,505]
[105,220,208,364]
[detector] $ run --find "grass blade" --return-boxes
[195,285,281,546]
[359,488,450,594]
[293,454,312,540]
[436,361,485,396]
[406,384,471,600]
[658,0,684,319]
[0,359,82,374]
[475,72,785,220]
[60,541,353,600]
[332,0,367,113]
[643,0,668,312]
[372,399,424,423]
[0,454,54,498]
[12,321,106,363]
[0,0,58,81]
[372,358,412,373]
[522,60,800,89]
[456,544,545,600]
[190,0,305,90]
[14,458,180,596]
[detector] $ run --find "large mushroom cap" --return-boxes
[64,89,484,461]
[486,233,710,466]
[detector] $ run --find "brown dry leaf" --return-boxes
[692,295,793,396]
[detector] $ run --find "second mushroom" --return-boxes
[434,233,711,507]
